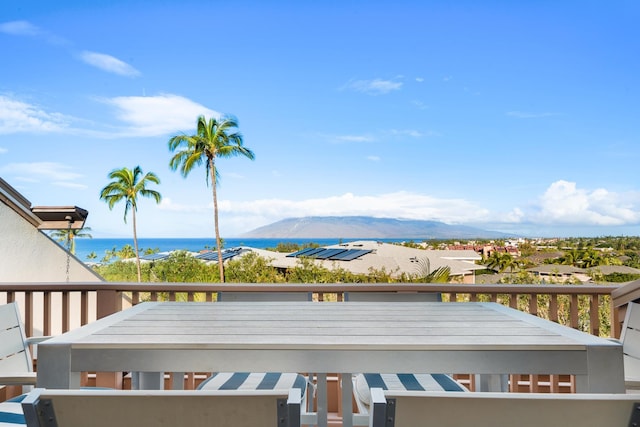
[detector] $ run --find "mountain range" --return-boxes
[241,216,511,239]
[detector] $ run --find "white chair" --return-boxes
[198,292,313,422]
[0,302,51,427]
[618,302,640,390]
[0,303,50,394]
[342,292,468,418]
[0,393,27,426]
[158,292,314,393]
[368,388,640,427]
[21,388,301,427]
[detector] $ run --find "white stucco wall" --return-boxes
[0,201,104,335]
[0,201,103,282]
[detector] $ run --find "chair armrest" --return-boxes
[0,372,37,386]
[369,388,388,427]
[25,336,53,346]
[626,379,640,389]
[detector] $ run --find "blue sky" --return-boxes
[1,0,639,238]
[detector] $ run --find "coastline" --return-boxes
[71,237,409,262]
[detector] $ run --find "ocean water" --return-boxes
[72,237,407,261]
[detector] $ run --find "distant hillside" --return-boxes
[241,216,510,239]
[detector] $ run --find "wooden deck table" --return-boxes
[36,301,625,427]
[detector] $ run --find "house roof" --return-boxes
[31,205,89,230]
[0,177,88,230]
[526,264,586,274]
[586,265,640,275]
[238,240,484,278]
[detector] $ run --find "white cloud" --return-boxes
[367,155,380,162]
[156,181,640,236]
[334,134,374,143]
[0,147,7,154]
[220,191,490,225]
[0,93,218,138]
[532,180,640,225]
[0,20,41,36]
[158,197,210,213]
[389,129,424,138]
[0,162,83,183]
[103,94,219,137]
[0,95,71,134]
[79,51,141,77]
[0,20,67,46]
[325,129,430,144]
[503,207,525,223]
[415,77,424,83]
[412,100,428,110]
[217,182,640,234]
[53,181,88,190]
[342,78,403,95]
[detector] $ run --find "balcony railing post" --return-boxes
[62,291,70,332]
[549,295,558,323]
[570,295,579,329]
[96,289,123,319]
[24,292,33,337]
[95,288,124,390]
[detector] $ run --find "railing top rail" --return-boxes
[0,282,620,295]
[611,280,640,308]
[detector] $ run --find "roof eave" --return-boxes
[32,206,89,230]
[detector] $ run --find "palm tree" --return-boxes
[99,166,161,282]
[50,227,92,255]
[168,115,255,282]
[485,252,518,273]
[415,257,451,283]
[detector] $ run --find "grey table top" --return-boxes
[37,301,625,393]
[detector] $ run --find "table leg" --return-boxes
[316,373,328,427]
[36,343,81,389]
[475,374,508,392]
[171,372,185,390]
[131,372,164,390]
[581,346,625,393]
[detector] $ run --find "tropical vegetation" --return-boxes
[50,226,92,255]
[99,166,162,282]
[91,235,640,285]
[168,115,255,283]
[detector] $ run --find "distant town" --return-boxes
[91,235,640,285]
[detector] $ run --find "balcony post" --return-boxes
[96,289,123,319]
[95,288,124,389]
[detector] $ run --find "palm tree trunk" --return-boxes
[210,160,224,283]
[132,208,142,282]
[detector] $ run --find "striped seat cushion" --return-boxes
[0,394,26,426]
[355,373,467,406]
[198,372,308,397]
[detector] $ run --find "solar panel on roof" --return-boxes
[196,252,219,261]
[329,249,372,261]
[196,249,245,262]
[286,247,318,258]
[221,251,238,261]
[294,248,326,258]
[314,248,347,260]
[141,253,170,261]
